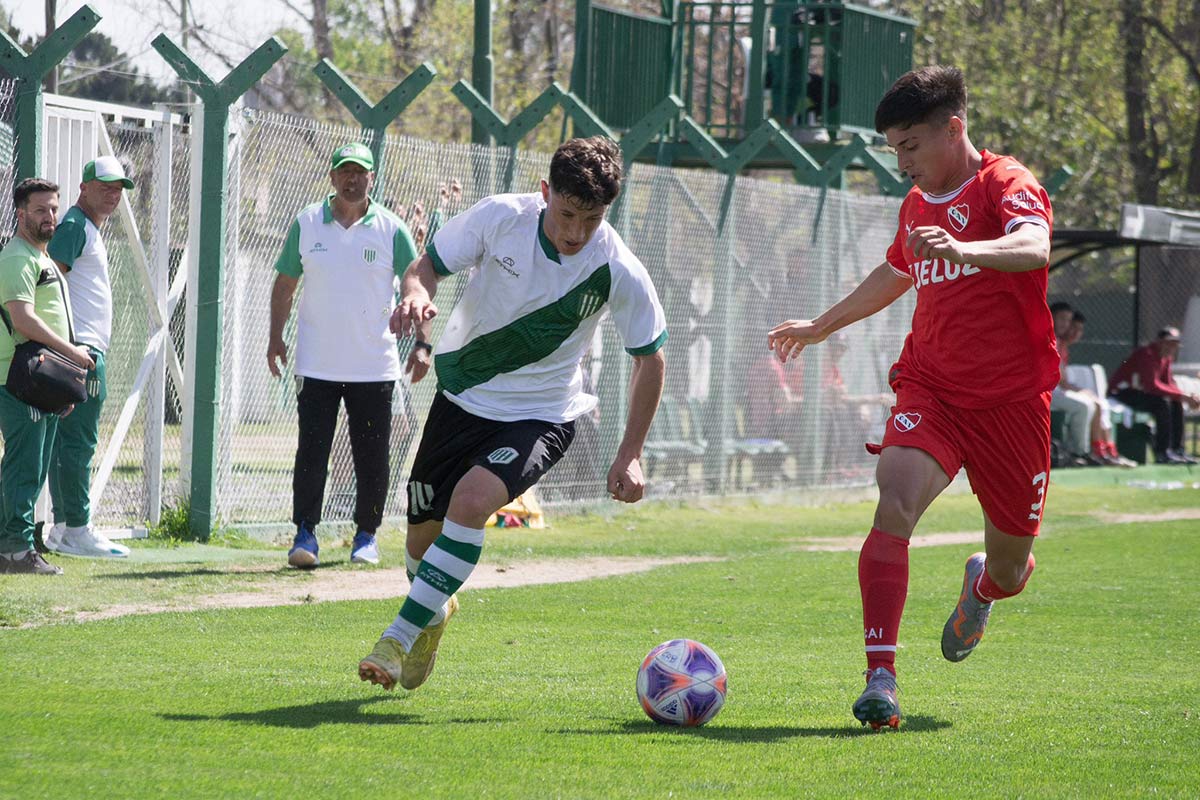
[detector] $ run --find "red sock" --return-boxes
[975,554,1036,602]
[858,527,909,676]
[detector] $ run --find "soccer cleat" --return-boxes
[349,531,380,565]
[0,549,64,575]
[287,523,319,568]
[399,595,460,690]
[942,553,993,662]
[55,525,130,558]
[852,667,901,730]
[358,636,407,691]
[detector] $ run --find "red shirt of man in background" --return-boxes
[1109,327,1199,463]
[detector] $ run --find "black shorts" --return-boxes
[406,392,576,524]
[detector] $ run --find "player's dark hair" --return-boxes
[13,177,58,208]
[875,65,967,134]
[1157,326,1181,340]
[1048,301,1073,315]
[1072,311,1087,324]
[549,137,622,207]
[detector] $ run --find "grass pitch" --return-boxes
[0,470,1197,798]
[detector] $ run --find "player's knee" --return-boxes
[873,492,919,537]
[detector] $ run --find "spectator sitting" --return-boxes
[1109,326,1200,464]
[745,349,803,443]
[1063,312,1136,467]
[1048,301,1101,465]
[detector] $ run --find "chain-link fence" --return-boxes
[0,79,16,236]
[214,107,910,529]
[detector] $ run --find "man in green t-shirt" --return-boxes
[0,179,96,575]
[44,157,135,558]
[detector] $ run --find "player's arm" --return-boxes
[268,273,299,377]
[768,262,910,362]
[392,254,444,337]
[908,222,1050,273]
[608,349,666,504]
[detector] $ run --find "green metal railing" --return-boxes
[587,5,675,130]
[677,1,915,139]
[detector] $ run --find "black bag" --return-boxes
[7,341,87,413]
[3,266,88,414]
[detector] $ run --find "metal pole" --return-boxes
[0,4,99,181]
[472,0,494,146]
[145,104,173,526]
[153,34,286,539]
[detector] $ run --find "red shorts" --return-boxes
[867,382,1052,536]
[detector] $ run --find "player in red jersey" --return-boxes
[768,65,1059,730]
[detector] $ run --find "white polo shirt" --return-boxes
[275,196,418,382]
[47,205,111,352]
[427,192,667,423]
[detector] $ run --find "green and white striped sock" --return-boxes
[384,519,483,651]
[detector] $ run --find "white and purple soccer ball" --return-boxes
[636,639,727,727]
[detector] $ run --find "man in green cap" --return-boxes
[268,142,421,568]
[43,155,135,558]
[0,178,96,574]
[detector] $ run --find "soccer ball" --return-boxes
[636,639,727,727]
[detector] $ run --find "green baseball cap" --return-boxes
[82,156,134,189]
[331,142,374,171]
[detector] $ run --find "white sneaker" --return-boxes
[44,522,66,552]
[56,525,130,558]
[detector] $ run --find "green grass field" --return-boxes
[1,469,1197,798]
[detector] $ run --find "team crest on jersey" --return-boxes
[577,290,604,320]
[363,248,377,264]
[893,412,922,432]
[948,203,970,232]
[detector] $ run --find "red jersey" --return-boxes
[1109,343,1187,400]
[885,150,1059,409]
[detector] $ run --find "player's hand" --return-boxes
[391,295,438,337]
[59,403,75,418]
[906,225,967,262]
[267,337,288,377]
[406,346,431,384]
[68,344,95,371]
[767,319,826,362]
[607,456,646,503]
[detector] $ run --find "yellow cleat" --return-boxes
[358,637,406,691]
[400,594,460,690]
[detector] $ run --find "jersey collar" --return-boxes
[322,193,379,226]
[537,210,562,264]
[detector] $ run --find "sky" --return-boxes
[7,0,305,85]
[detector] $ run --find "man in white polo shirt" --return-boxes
[44,156,134,558]
[268,142,420,568]
[358,136,668,693]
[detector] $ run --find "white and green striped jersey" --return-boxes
[275,196,418,382]
[427,193,666,423]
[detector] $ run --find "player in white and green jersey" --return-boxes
[359,137,667,692]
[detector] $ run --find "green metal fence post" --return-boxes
[152,34,286,540]
[0,5,100,181]
[745,0,768,130]
[313,59,437,179]
[472,0,494,147]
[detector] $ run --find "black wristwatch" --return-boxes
[413,340,433,354]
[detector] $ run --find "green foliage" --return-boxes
[891,0,1199,227]
[146,497,193,543]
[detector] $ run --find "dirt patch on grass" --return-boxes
[1090,509,1200,525]
[792,531,983,552]
[70,555,723,623]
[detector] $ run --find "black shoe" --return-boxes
[1155,450,1189,464]
[1169,450,1198,465]
[1,549,63,575]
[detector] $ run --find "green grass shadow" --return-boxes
[160,697,506,728]
[554,713,950,740]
